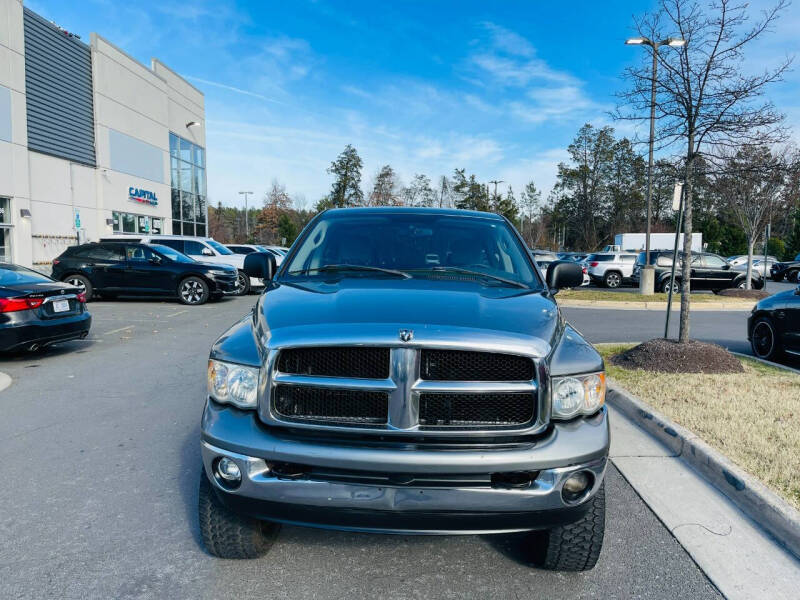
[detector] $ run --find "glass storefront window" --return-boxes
[195,223,206,237]
[180,137,192,163]
[0,227,10,263]
[122,213,136,233]
[152,218,162,234]
[169,132,207,236]
[182,191,195,222]
[169,133,179,158]
[112,211,120,232]
[0,197,9,224]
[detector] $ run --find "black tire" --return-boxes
[753,278,765,290]
[178,276,210,305]
[751,316,781,361]
[660,278,679,294]
[234,271,251,296]
[198,472,280,559]
[788,270,799,283]
[532,483,605,571]
[63,274,93,300]
[603,272,622,289]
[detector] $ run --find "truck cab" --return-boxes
[198,208,609,571]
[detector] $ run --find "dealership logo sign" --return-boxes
[129,187,158,206]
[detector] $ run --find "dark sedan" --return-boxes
[51,242,238,305]
[748,285,800,360]
[633,250,763,292]
[770,254,800,282]
[1,263,91,352]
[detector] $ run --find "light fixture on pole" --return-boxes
[626,35,686,295]
[186,121,200,129]
[239,191,253,240]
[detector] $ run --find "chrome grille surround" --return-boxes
[257,324,551,438]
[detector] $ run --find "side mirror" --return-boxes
[148,255,162,265]
[244,251,276,280]
[723,263,731,270]
[201,247,214,256]
[795,285,800,296]
[546,260,583,292]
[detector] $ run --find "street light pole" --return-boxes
[626,36,685,295]
[238,191,253,240]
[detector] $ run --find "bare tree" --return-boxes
[369,165,401,206]
[618,0,790,342]
[715,145,788,287]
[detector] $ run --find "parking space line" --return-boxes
[167,310,188,318]
[104,325,134,336]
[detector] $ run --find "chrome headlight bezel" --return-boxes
[207,359,260,409]
[551,372,606,420]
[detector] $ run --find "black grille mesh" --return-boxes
[273,384,388,424]
[419,392,534,427]
[278,347,390,379]
[421,350,534,381]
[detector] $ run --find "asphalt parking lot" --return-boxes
[0,295,721,600]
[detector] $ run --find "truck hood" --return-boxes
[255,278,560,356]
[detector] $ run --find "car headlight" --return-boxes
[552,372,605,419]
[207,359,260,409]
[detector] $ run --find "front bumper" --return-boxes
[200,401,609,534]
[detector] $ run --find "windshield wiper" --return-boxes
[411,266,528,289]
[287,264,411,279]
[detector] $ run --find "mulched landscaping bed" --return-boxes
[609,338,744,374]
[716,289,769,299]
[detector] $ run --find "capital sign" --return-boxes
[129,187,158,206]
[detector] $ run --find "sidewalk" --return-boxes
[559,299,755,311]
[609,405,800,599]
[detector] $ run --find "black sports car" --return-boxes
[1,263,91,352]
[748,285,800,360]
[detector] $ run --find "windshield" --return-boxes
[207,240,233,255]
[283,212,540,288]
[150,244,195,263]
[0,264,53,286]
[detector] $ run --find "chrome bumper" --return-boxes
[200,402,609,534]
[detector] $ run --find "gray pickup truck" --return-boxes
[199,207,609,571]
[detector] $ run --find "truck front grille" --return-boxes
[418,392,535,428]
[277,347,390,379]
[273,384,388,425]
[420,349,534,381]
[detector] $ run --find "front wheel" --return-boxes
[198,472,280,559]
[751,317,781,361]
[178,276,210,305]
[530,483,605,571]
[234,271,251,296]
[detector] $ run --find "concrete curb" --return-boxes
[0,372,11,393]
[607,381,800,561]
[729,351,800,376]
[559,299,755,311]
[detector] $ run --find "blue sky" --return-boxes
[27,0,800,209]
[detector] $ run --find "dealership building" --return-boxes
[0,0,207,268]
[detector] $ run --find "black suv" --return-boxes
[770,254,800,282]
[52,242,238,305]
[632,250,764,293]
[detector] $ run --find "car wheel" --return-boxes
[789,271,799,283]
[178,276,210,305]
[198,471,280,559]
[737,279,747,289]
[660,278,679,294]
[530,483,605,571]
[603,272,621,288]
[754,278,765,290]
[234,271,251,296]
[751,317,781,361]
[64,274,93,300]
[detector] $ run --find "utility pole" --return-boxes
[626,35,686,294]
[489,180,504,202]
[238,191,253,240]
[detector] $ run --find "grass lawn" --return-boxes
[559,290,754,303]
[597,343,800,510]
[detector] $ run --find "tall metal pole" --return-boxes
[664,184,684,338]
[238,191,253,240]
[645,44,658,271]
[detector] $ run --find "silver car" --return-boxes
[586,253,638,288]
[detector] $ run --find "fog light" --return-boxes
[562,471,591,503]
[216,457,242,483]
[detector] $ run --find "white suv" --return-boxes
[99,235,264,295]
[586,252,639,288]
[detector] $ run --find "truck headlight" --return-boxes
[207,359,260,409]
[552,372,605,419]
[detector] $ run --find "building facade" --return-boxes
[0,0,206,269]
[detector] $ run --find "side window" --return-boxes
[88,245,124,261]
[703,255,727,268]
[184,240,207,255]
[126,245,154,262]
[157,239,184,253]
